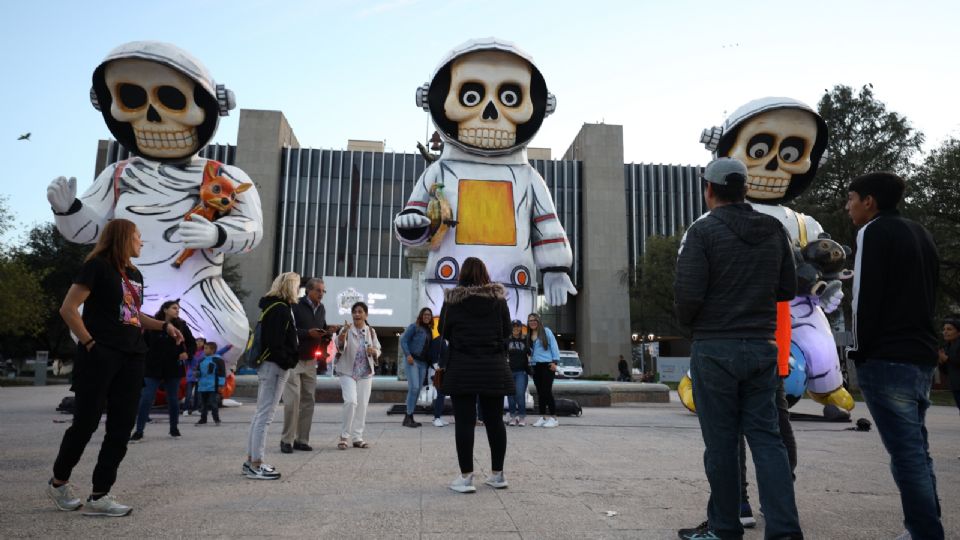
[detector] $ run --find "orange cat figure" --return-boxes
[172,161,253,268]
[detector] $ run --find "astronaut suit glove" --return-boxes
[47,176,78,213]
[543,272,577,306]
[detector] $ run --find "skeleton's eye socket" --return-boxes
[212,185,222,194]
[746,134,775,159]
[459,83,485,107]
[156,85,187,111]
[499,84,522,107]
[117,83,148,110]
[779,137,807,163]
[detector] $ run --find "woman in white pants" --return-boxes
[334,301,381,449]
[243,272,300,480]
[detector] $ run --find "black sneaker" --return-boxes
[677,521,720,540]
[293,441,313,451]
[195,420,207,425]
[740,502,756,528]
[129,431,143,442]
[280,442,293,454]
[169,428,181,438]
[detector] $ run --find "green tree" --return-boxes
[910,137,960,317]
[794,84,925,248]
[13,223,91,358]
[0,196,47,345]
[629,234,684,336]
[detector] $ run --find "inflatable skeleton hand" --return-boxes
[394,213,431,230]
[818,280,843,314]
[543,272,577,306]
[178,214,220,249]
[47,176,78,213]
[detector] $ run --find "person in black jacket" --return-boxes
[243,272,300,481]
[131,299,195,441]
[438,257,514,493]
[505,321,530,426]
[939,318,960,417]
[280,277,333,453]
[845,172,943,539]
[674,158,801,540]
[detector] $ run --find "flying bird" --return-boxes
[17,132,31,141]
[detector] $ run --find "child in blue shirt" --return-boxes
[195,342,226,425]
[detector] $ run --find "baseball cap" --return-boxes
[511,319,523,326]
[702,157,748,185]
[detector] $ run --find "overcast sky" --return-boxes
[1,0,957,242]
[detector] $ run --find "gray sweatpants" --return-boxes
[247,361,290,462]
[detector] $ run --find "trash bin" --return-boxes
[34,351,49,386]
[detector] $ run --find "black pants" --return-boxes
[199,391,220,422]
[739,380,797,502]
[53,344,144,493]
[451,394,506,474]
[532,363,556,415]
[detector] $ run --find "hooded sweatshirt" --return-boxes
[674,203,797,340]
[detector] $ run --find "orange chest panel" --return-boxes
[455,179,517,246]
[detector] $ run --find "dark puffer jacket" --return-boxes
[144,318,195,380]
[258,295,299,370]
[438,283,515,396]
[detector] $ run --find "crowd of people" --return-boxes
[42,167,957,539]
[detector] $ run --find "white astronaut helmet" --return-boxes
[90,41,236,163]
[700,97,829,204]
[414,37,557,157]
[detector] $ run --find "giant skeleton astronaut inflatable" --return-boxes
[679,97,854,413]
[394,38,576,318]
[46,41,263,367]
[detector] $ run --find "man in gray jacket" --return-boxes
[675,158,801,540]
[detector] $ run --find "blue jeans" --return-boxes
[135,377,180,433]
[856,360,944,539]
[690,339,801,539]
[507,370,528,418]
[434,391,447,418]
[405,360,429,414]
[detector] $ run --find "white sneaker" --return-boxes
[503,414,512,424]
[543,417,559,428]
[484,472,508,489]
[432,418,445,427]
[516,417,526,427]
[441,419,450,426]
[533,417,547,427]
[46,481,82,511]
[449,473,476,493]
[81,494,132,517]
[245,463,281,480]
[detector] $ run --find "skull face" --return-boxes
[443,50,533,150]
[105,59,205,159]
[727,109,818,200]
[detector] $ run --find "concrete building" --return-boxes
[95,110,704,376]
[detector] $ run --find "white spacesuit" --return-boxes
[701,96,853,410]
[46,41,263,367]
[394,38,576,319]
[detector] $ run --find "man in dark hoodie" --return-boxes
[846,172,943,539]
[675,158,801,540]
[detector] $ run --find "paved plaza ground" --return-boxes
[1,384,957,539]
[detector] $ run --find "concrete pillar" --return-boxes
[397,245,429,381]
[232,110,300,327]
[563,124,632,376]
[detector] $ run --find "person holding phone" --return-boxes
[281,277,334,454]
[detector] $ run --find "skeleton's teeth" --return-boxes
[134,128,197,150]
[458,128,516,149]
[747,175,790,196]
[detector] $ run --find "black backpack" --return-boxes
[245,302,286,368]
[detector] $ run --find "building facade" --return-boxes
[96,110,704,376]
